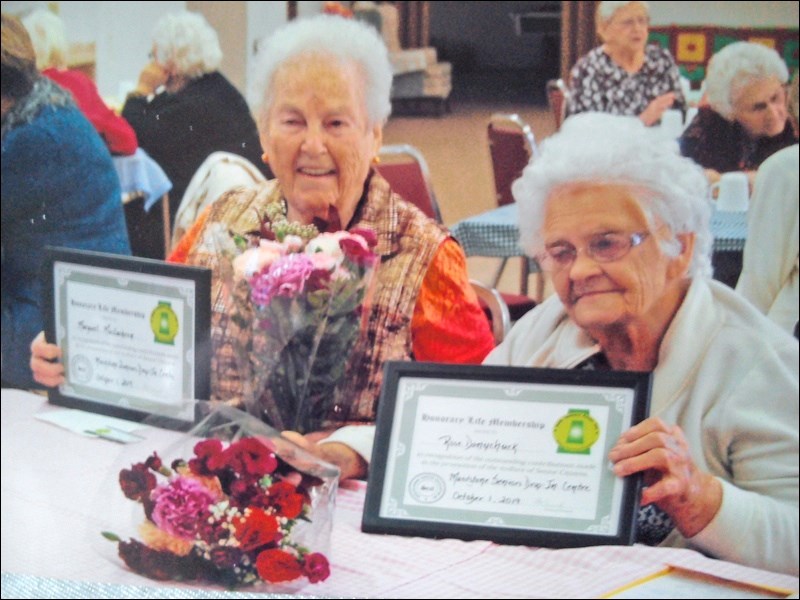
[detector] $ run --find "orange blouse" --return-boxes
[169,209,495,365]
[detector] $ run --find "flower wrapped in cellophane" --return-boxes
[213,204,378,434]
[102,404,338,592]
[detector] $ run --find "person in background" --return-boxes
[735,72,799,335]
[2,13,130,390]
[680,41,796,187]
[31,14,496,479]
[22,8,137,156]
[121,11,272,233]
[564,1,686,126]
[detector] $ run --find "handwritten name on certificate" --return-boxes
[64,279,185,405]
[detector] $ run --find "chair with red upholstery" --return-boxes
[486,113,543,310]
[375,144,443,223]
[377,143,536,326]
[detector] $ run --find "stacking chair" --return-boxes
[469,279,511,345]
[171,152,268,251]
[546,78,570,130]
[377,143,535,328]
[376,144,443,223]
[486,113,543,311]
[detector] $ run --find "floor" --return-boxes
[382,71,557,301]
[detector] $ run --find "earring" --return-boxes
[372,155,381,165]
[261,152,269,164]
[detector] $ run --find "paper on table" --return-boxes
[602,565,795,599]
[36,408,146,444]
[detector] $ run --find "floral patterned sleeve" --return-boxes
[411,238,496,364]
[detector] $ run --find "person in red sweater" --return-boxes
[22,8,137,155]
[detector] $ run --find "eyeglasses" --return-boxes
[536,231,650,272]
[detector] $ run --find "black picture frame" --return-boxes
[362,361,652,548]
[42,246,211,431]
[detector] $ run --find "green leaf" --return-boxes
[101,531,122,542]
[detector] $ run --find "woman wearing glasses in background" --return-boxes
[485,113,798,576]
[565,1,685,126]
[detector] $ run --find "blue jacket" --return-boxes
[2,82,131,389]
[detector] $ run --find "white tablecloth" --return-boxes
[2,389,797,599]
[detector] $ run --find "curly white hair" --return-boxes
[513,113,713,278]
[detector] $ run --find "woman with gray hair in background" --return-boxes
[120,10,271,255]
[680,41,797,186]
[485,113,798,575]
[565,1,685,125]
[735,72,799,335]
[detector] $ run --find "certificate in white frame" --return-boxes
[362,361,652,548]
[42,246,211,431]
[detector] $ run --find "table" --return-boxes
[451,204,748,288]
[112,148,173,259]
[2,389,797,599]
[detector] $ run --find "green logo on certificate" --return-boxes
[150,301,178,345]
[553,409,600,454]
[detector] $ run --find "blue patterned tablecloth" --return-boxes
[451,204,747,257]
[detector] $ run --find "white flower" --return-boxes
[233,239,285,279]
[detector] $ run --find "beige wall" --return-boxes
[188,1,247,92]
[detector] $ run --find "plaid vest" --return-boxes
[185,172,448,428]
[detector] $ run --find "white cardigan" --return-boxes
[485,277,799,575]
[736,144,799,335]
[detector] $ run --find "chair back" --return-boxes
[546,78,570,130]
[172,152,268,250]
[487,113,538,207]
[469,279,511,345]
[376,144,443,223]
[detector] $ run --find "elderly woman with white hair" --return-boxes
[22,8,137,155]
[484,113,798,575]
[32,15,495,478]
[120,11,271,254]
[565,1,685,125]
[680,41,797,185]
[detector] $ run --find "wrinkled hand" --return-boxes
[608,417,722,538]
[29,331,64,388]
[640,92,677,126]
[134,62,169,96]
[281,430,368,481]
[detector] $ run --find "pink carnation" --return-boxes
[249,253,315,305]
[150,477,219,540]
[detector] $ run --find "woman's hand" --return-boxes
[29,331,65,388]
[281,430,368,481]
[133,62,169,96]
[639,92,677,126]
[609,417,722,538]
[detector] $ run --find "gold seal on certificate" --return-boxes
[553,409,601,455]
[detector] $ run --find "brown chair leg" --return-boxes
[161,194,171,258]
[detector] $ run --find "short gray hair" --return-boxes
[705,41,789,120]
[151,12,222,79]
[250,15,392,128]
[513,113,712,278]
[597,1,650,25]
[21,9,67,71]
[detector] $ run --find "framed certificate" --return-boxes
[362,361,652,548]
[42,247,212,430]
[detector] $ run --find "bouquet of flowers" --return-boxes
[215,202,378,434]
[102,405,337,591]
